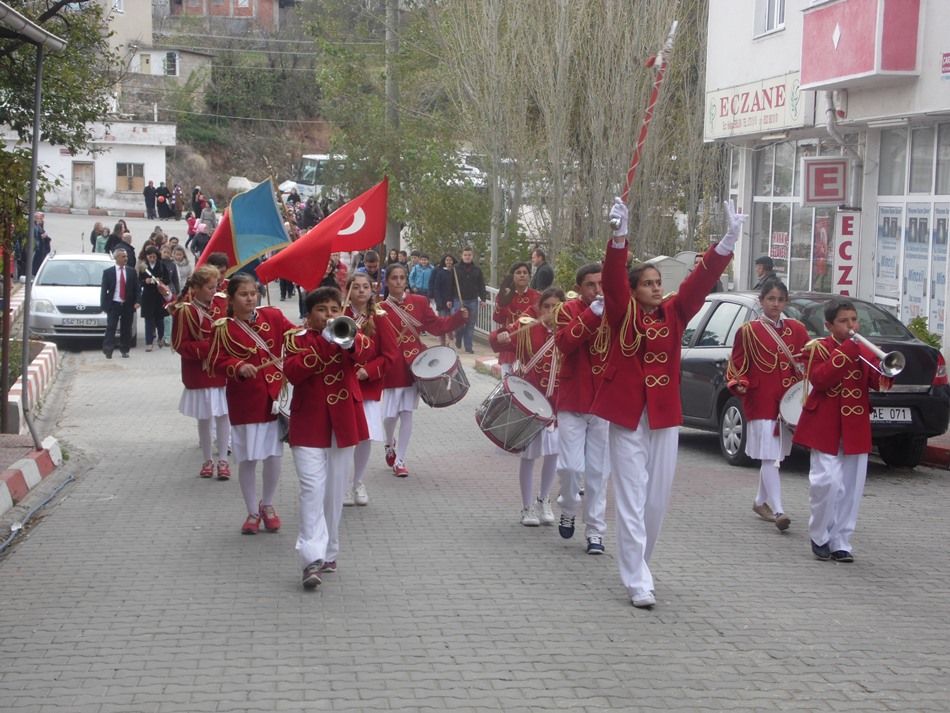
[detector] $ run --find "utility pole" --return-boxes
[384,0,401,249]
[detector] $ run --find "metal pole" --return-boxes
[20,44,44,451]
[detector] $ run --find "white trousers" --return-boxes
[808,447,867,553]
[609,411,678,598]
[556,411,610,537]
[292,438,355,569]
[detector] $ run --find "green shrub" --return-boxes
[907,316,942,348]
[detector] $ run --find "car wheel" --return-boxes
[877,434,926,469]
[719,397,753,466]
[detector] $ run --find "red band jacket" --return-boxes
[207,306,296,425]
[727,318,810,420]
[793,336,887,455]
[493,319,561,405]
[345,305,397,402]
[553,298,606,415]
[594,240,732,431]
[171,299,225,389]
[492,288,539,367]
[377,294,468,389]
[283,328,370,449]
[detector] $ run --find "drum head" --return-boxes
[411,346,458,379]
[505,376,554,421]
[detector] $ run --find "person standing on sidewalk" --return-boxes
[452,247,487,354]
[285,287,370,589]
[430,254,458,345]
[726,277,809,532]
[207,274,296,536]
[100,248,139,359]
[530,248,554,291]
[171,265,231,480]
[598,198,740,609]
[143,180,157,220]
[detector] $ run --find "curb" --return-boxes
[46,206,147,219]
[922,444,950,470]
[8,341,60,435]
[0,436,63,516]
[474,356,502,380]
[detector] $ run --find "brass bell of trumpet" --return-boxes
[327,315,358,349]
[849,330,905,377]
[566,290,579,300]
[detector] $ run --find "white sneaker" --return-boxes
[631,591,656,609]
[520,506,540,527]
[537,497,555,525]
[354,482,369,506]
[342,488,355,507]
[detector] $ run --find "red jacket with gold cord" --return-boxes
[377,293,468,389]
[206,306,296,425]
[345,304,397,402]
[493,319,561,405]
[208,278,230,321]
[171,298,226,389]
[726,318,810,421]
[282,328,370,449]
[492,288,540,368]
[593,240,732,431]
[553,298,607,415]
[793,336,888,455]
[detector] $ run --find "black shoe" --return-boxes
[103,348,113,359]
[558,514,575,539]
[121,352,130,358]
[586,535,605,555]
[811,540,832,561]
[302,560,323,590]
[831,550,854,563]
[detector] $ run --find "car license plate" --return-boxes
[62,318,99,327]
[871,407,911,423]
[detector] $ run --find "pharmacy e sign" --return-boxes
[801,157,848,207]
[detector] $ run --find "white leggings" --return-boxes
[353,440,372,486]
[197,415,230,462]
[237,456,281,516]
[383,411,414,464]
[519,455,558,509]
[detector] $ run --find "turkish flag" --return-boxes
[256,177,389,290]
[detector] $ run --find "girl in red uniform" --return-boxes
[495,287,564,526]
[171,265,231,479]
[727,278,810,531]
[492,262,540,376]
[284,287,370,589]
[376,263,468,477]
[207,274,296,535]
[343,273,396,506]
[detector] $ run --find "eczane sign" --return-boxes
[704,72,805,141]
[802,157,849,207]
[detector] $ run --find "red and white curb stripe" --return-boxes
[8,341,60,434]
[0,436,63,515]
[474,356,502,380]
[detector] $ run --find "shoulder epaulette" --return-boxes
[213,317,229,328]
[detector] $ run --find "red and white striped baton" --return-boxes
[611,20,680,228]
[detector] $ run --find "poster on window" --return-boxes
[931,204,949,334]
[875,206,902,301]
[902,204,931,322]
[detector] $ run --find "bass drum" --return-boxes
[778,380,811,428]
[475,375,555,453]
[411,345,470,408]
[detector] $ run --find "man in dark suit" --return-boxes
[100,249,139,358]
[530,248,554,291]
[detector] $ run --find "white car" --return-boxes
[29,253,138,346]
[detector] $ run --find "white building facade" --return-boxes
[706,0,950,345]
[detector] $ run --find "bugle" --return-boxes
[849,330,905,377]
[327,315,358,349]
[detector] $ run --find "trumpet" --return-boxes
[327,315,358,349]
[849,330,905,377]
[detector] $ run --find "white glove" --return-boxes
[608,197,628,239]
[321,326,335,344]
[589,297,604,317]
[716,199,746,255]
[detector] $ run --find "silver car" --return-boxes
[29,253,138,346]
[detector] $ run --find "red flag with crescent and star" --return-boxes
[255,177,389,290]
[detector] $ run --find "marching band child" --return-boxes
[343,273,396,506]
[494,287,565,527]
[727,277,810,532]
[492,262,540,376]
[207,273,296,535]
[171,265,231,480]
[284,287,371,589]
[793,299,891,563]
[376,263,468,477]
[599,199,741,608]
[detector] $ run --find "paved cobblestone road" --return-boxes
[1,297,948,711]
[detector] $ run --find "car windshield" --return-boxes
[783,298,913,341]
[36,261,110,287]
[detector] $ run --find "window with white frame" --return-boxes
[754,0,785,36]
[164,52,179,77]
[116,163,144,192]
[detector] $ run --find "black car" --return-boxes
[679,292,950,468]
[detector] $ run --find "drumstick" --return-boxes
[341,279,355,311]
[452,266,463,304]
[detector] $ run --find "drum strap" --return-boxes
[234,316,284,371]
[520,335,558,399]
[759,319,803,375]
[385,298,423,343]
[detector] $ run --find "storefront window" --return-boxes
[773,142,795,196]
[878,128,907,195]
[789,204,813,291]
[792,143,817,197]
[752,202,771,268]
[771,203,790,276]
[910,127,935,193]
[812,207,834,293]
[729,147,740,193]
[754,145,773,196]
[936,125,950,195]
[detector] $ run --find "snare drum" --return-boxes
[475,375,555,453]
[410,346,470,408]
[778,380,811,428]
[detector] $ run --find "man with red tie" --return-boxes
[100,249,139,358]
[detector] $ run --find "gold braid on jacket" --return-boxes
[801,338,829,387]
[205,318,258,376]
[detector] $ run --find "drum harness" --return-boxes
[385,297,424,348]
[758,317,805,434]
[234,316,285,415]
[518,333,559,401]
